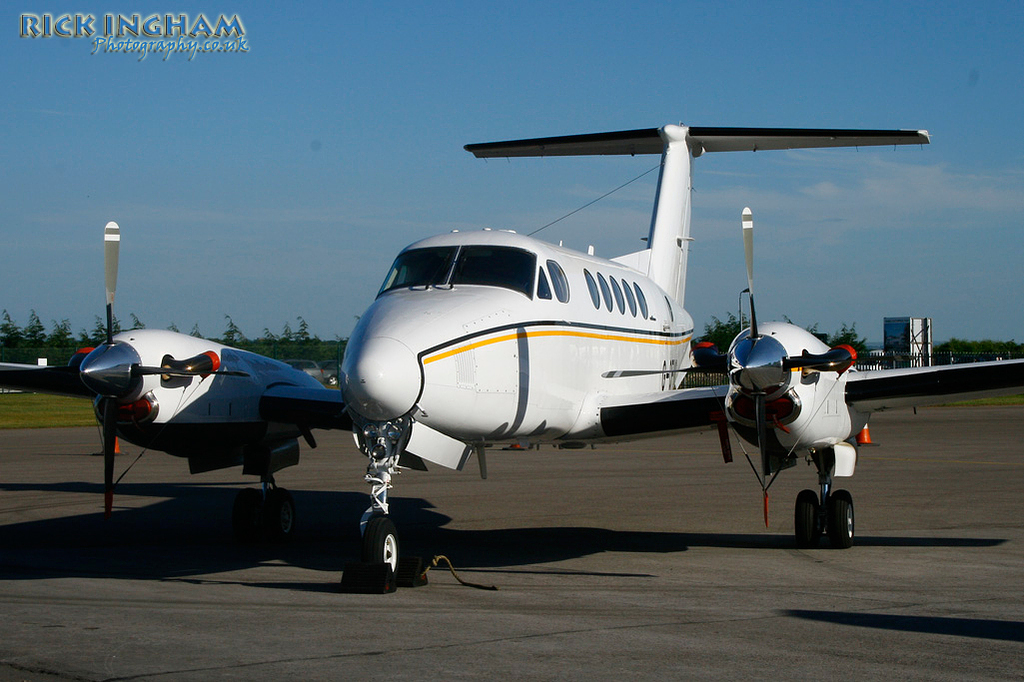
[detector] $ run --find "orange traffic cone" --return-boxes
[114,437,121,454]
[856,425,874,446]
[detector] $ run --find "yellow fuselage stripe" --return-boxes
[423,329,692,365]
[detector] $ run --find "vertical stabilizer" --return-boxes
[645,125,693,306]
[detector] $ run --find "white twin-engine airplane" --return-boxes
[5,125,1024,577]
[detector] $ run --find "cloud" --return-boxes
[692,152,1024,240]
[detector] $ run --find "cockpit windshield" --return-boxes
[377,246,456,294]
[378,245,537,298]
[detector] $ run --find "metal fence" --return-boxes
[0,341,347,368]
[678,352,1024,390]
[855,352,1024,371]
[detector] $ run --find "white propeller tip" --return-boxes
[742,207,753,227]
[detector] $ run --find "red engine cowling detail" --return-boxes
[729,392,798,427]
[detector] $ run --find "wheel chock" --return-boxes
[395,556,428,588]
[340,562,396,594]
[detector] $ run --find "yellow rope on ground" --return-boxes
[425,555,499,591]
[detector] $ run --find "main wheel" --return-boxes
[827,489,854,549]
[794,489,822,548]
[263,488,296,542]
[362,515,399,571]
[232,488,263,543]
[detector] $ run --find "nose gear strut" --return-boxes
[355,414,412,534]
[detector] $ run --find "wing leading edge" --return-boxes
[0,362,95,398]
[599,385,729,439]
[846,359,1024,412]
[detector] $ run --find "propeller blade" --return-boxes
[102,398,117,519]
[601,367,706,379]
[755,391,770,479]
[741,208,759,339]
[692,341,729,373]
[103,222,120,346]
[133,366,250,378]
[783,345,858,374]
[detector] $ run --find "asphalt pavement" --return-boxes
[1,407,1022,680]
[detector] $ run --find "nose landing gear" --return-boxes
[341,416,413,592]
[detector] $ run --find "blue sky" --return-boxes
[2,1,1022,344]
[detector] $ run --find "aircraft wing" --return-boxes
[599,385,729,439]
[0,362,95,398]
[258,384,352,431]
[846,359,1024,412]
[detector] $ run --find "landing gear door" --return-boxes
[406,421,473,471]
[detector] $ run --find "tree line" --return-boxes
[699,313,1023,356]
[0,310,346,364]
[699,313,871,355]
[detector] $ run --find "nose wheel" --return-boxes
[362,515,399,572]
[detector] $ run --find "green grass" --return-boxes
[939,394,1024,407]
[0,392,97,429]
[1,389,1021,430]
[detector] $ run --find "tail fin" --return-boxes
[466,126,929,306]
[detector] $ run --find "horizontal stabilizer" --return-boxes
[465,126,929,158]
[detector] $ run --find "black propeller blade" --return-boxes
[104,221,119,346]
[102,222,121,518]
[102,397,117,519]
[783,345,857,374]
[742,207,759,340]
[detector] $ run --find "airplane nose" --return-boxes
[342,336,421,421]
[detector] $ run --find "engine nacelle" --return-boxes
[726,322,868,460]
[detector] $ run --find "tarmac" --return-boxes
[1,406,1023,680]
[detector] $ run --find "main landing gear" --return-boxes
[794,446,854,549]
[231,479,296,543]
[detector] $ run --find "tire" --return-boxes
[795,489,821,548]
[827,489,855,549]
[362,515,399,571]
[232,488,263,543]
[263,488,296,543]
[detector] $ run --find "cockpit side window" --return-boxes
[378,246,457,295]
[451,246,536,298]
[537,268,552,300]
[547,260,570,303]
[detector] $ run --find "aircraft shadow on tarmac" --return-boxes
[787,610,1024,643]
[0,482,1006,585]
